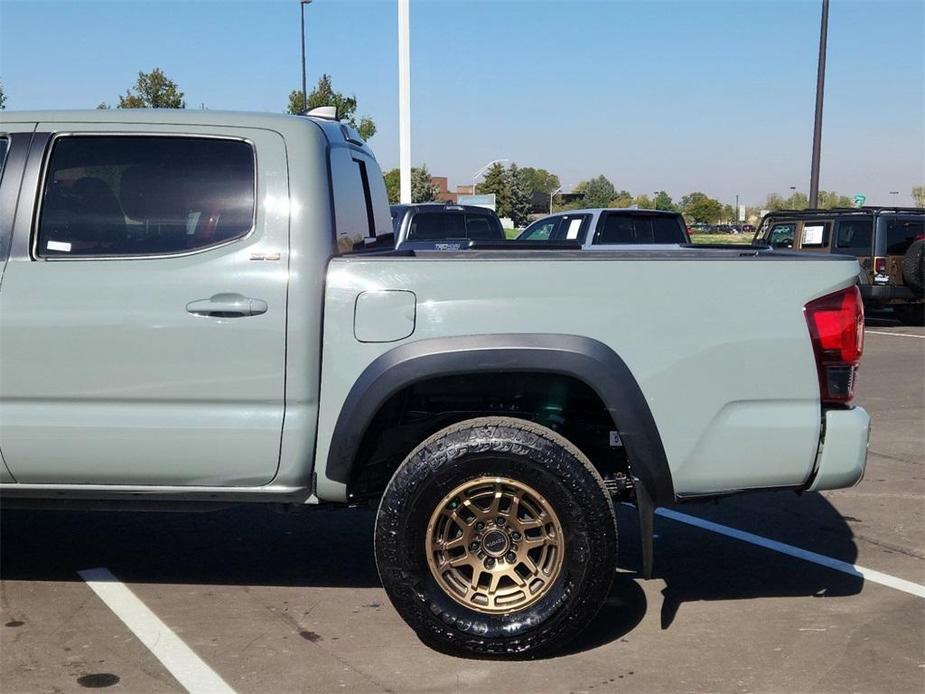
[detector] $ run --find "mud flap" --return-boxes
[634,478,655,579]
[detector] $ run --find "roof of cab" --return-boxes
[0,109,368,151]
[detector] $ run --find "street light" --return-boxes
[890,191,900,205]
[809,0,829,208]
[398,0,411,203]
[300,0,313,113]
[550,185,564,214]
[472,158,509,196]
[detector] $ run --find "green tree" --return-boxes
[654,191,674,211]
[765,191,808,211]
[476,162,511,216]
[610,189,634,208]
[634,194,654,209]
[817,190,854,209]
[110,68,185,109]
[519,167,560,197]
[580,175,616,208]
[507,163,533,227]
[383,168,400,204]
[0,81,6,110]
[288,74,376,140]
[680,192,724,223]
[411,164,438,203]
[913,186,925,207]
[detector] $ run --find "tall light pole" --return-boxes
[300,0,312,113]
[472,158,509,195]
[550,185,564,214]
[398,0,411,204]
[809,0,829,209]
[890,191,899,206]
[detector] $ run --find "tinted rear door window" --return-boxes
[835,217,873,255]
[37,136,255,258]
[885,218,924,255]
[595,213,685,244]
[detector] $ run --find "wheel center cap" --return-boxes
[481,529,510,557]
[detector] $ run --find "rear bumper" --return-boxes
[807,407,870,492]
[860,284,920,304]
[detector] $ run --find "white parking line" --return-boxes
[865,330,925,339]
[655,508,925,599]
[78,568,235,694]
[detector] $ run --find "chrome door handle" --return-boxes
[186,293,268,318]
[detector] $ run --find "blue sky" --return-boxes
[1,0,922,205]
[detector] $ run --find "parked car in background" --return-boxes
[753,207,925,324]
[518,208,690,248]
[390,203,505,249]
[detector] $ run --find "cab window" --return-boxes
[37,136,255,258]
[835,217,873,255]
[594,213,685,244]
[799,222,831,249]
[521,217,559,241]
[407,212,465,240]
[767,222,796,249]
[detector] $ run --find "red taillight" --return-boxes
[804,286,864,405]
[874,257,887,274]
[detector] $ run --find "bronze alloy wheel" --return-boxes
[425,475,564,614]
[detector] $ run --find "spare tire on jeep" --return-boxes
[902,239,925,294]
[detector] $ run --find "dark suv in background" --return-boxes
[390,203,505,250]
[754,207,925,324]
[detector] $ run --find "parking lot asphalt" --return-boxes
[2,320,923,694]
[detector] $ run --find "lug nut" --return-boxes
[511,531,522,541]
[496,517,506,527]
[506,551,517,563]
[469,541,480,551]
[475,521,486,532]
[484,557,495,569]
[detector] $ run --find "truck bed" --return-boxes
[315,250,862,501]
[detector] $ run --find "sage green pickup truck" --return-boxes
[0,110,870,657]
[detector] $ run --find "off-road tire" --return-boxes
[902,239,925,295]
[374,416,618,658]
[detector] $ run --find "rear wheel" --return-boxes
[902,240,925,294]
[374,417,618,658]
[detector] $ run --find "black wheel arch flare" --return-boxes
[325,333,676,506]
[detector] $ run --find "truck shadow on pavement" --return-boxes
[0,489,860,655]
[615,493,863,630]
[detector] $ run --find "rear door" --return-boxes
[0,123,290,486]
